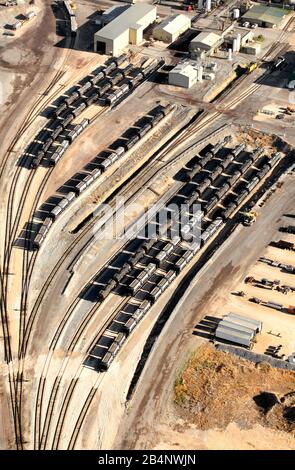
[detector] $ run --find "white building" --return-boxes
[189,31,223,59]
[95,5,129,27]
[94,3,157,55]
[153,14,191,43]
[169,61,200,88]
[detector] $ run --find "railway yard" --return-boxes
[0,0,295,453]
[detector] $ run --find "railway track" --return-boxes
[0,18,79,450]
[32,121,229,449]
[67,384,99,450]
[34,106,286,449]
[40,292,130,450]
[0,14,292,448]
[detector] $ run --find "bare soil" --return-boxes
[174,343,295,437]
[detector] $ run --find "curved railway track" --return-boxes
[1,15,291,448]
[30,43,292,447]
[32,121,230,450]
[0,17,78,449]
[27,75,257,447]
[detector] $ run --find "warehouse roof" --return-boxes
[154,14,191,35]
[170,61,198,78]
[242,5,287,25]
[95,3,156,40]
[191,31,222,47]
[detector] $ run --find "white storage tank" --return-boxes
[233,8,240,19]
[232,38,238,52]
[236,33,241,52]
[228,48,233,61]
[205,0,211,12]
[197,65,203,82]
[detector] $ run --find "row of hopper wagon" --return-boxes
[85,142,283,371]
[88,217,224,372]
[182,141,282,223]
[33,104,174,249]
[92,142,283,310]
[29,55,163,169]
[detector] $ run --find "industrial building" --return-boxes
[243,42,261,56]
[224,29,253,50]
[241,5,288,28]
[94,3,157,55]
[215,312,262,348]
[189,31,223,59]
[153,14,191,43]
[94,5,129,27]
[168,61,202,88]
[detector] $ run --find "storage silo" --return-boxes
[233,8,240,19]
[236,33,241,52]
[232,38,238,53]
[228,48,233,61]
[197,65,203,82]
[205,0,211,12]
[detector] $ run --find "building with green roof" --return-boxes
[242,4,288,28]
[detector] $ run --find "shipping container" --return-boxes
[226,312,262,333]
[219,319,255,337]
[215,325,252,348]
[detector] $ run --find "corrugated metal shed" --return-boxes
[219,319,255,337]
[242,5,287,27]
[190,31,222,49]
[243,42,261,56]
[215,326,252,347]
[153,14,191,42]
[168,61,199,88]
[94,3,157,54]
[226,312,262,333]
[95,4,156,41]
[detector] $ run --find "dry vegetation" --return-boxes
[174,344,295,436]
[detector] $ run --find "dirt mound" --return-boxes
[174,344,295,436]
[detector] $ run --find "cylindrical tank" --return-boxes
[197,65,203,82]
[233,38,238,53]
[236,33,241,52]
[233,8,240,19]
[205,0,211,12]
[228,48,233,61]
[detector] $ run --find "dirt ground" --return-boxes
[174,344,295,437]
